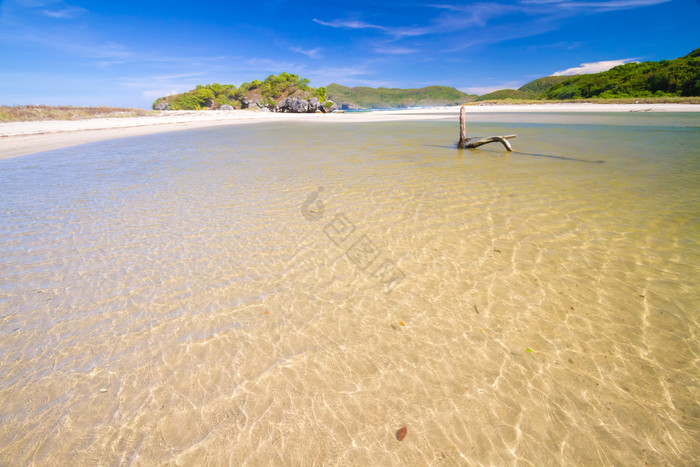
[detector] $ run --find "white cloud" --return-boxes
[246,57,302,72]
[150,72,206,81]
[95,60,124,68]
[313,18,386,31]
[313,0,672,46]
[42,5,85,18]
[291,46,322,59]
[519,0,670,10]
[552,58,635,75]
[374,45,419,55]
[142,89,181,99]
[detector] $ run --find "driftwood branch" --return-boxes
[465,135,517,151]
[458,106,516,152]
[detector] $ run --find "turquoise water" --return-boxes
[0,114,699,464]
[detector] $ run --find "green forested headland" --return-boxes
[477,48,700,101]
[152,72,327,110]
[324,83,476,109]
[544,48,700,99]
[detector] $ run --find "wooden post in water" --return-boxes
[458,105,516,152]
[459,106,468,148]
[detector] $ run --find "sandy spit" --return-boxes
[1,104,698,159]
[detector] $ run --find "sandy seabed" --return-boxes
[1,106,699,465]
[1,103,698,160]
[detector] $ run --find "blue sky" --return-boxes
[1,0,698,108]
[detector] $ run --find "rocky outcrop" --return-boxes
[154,94,337,113]
[307,97,320,113]
[153,100,169,110]
[320,100,338,113]
[275,97,339,113]
[241,97,257,109]
[277,97,309,113]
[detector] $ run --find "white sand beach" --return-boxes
[1,104,698,159]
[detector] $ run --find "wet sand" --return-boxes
[1,104,698,159]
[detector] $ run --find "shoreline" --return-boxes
[1,103,698,160]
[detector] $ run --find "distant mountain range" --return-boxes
[325,84,476,109]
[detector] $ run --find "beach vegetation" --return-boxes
[152,73,323,110]
[312,86,326,102]
[0,105,153,122]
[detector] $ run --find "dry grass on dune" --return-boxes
[0,105,154,122]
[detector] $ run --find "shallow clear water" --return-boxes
[1,114,699,465]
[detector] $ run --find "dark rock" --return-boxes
[277,97,309,113]
[154,101,169,110]
[290,98,309,113]
[320,100,338,113]
[307,97,320,113]
[276,97,289,112]
[242,97,255,109]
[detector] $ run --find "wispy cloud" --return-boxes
[246,57,303,72]
[2,0,87,20]
[429,2,517,28]
[291,46,322,59]
[313,18,386,31]
[314,0,672,47]
[121,72,207,101]
[95,60,125,69]
[552,58,635,75]
[373,45,420,55]
[302,65,390,88]
[519,0,671,10]
[42,5,85,19]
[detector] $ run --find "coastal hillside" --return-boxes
[477,48,700,101]
[476,76,570,101]
[152,73,336,112]
[325,83,476,109]
[544,48,700,99]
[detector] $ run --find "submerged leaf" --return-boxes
[396,426,407,441]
